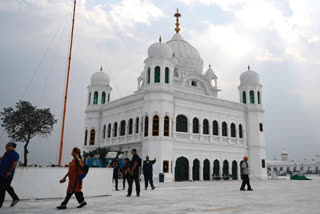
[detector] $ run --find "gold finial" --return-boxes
[100,66,103,72]
[173,52,175,57]
[248,65,250,70]
[174,8,181,33]
[209,64,211,68]
[159,36,162,42]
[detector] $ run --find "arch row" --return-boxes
[146,66,170,84]
[88,91,110,105]
[242,90,261,104]
[176,115,244,139]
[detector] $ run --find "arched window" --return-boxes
[259,123,264,132]
[90,129,95,145]
[101,92,106,104]
[165,67,169,84]
[84,130,88,145]
[135,117,139,133]
[193,118,199,134]
[147,68,151,84]
[108,93,110,102]
[107,124,111,138]
[144,116,149,137]
[242,91,246,104]
[222,122,228,137]
[113,122,118,137]
[128,118,133,135]
[102,124,106,139]
[257,91,261,104]
[249,90,255,104]
[120,120,126,136]
[239,124,243,138]
[93,91,98,104]
[176,115,188,132]
[155,66,160,83]
[164,116,169,137]
[231,123,236,138]
[203,119,209,135]
[152,115,159,136]
[88,93,91,105]
[213,120,218,136]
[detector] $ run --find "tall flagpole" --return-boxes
[58,0,76,167]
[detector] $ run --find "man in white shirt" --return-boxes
[240,156,253,191]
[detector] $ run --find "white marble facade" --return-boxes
[83,13,267,182]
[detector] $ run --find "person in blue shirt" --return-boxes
[0,142,20,208]
[142,156,156,190]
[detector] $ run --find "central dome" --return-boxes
[166,33,203,73]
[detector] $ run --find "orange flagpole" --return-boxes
[58,0,76,167]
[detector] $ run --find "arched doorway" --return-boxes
[203,159,210,180]
[175,157,189,181]
[193,159,200,181]
[213,159,220,177]
[223,160,229,176]
[232,160,238,180]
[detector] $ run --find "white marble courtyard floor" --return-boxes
[1,176,320,214]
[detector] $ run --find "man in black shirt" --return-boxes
[110,157,120,191]
[143,156,156,190]
[127,149,141,197]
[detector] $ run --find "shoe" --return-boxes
[137,193,140,197]
[126,195,131,197]
[77,202,87,208]
[57,205,67,210]
[122,188,125,190]
[145,187,147,190]
[152,186,156,190]
[10,199,20,207]
[240,189,246,191]
[116,189,120,191]
[247,189,253,191]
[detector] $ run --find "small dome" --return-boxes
[148,38,173,58]
[90,70,110,85]
[240,66,260,85]
[206,65,216,78]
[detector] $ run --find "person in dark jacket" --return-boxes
[57,148,87,209]
[0,142,20,208]
[110,157,120,191]
[127,149,141,197]
[143,156,156,190]
[122,158,130,190]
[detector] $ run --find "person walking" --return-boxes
[57,147,87,209]
[122,158,130,190]
[127,149,141,197]
[0,142,20,208]
[240,156,253,191]
[143,156,156,190]
[110,157,120,191]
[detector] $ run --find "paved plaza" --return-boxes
[1,176,320,214]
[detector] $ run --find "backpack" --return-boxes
[76,159,89,180]
[240,160,248,168]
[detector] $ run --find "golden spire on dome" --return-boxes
[248,65,250,70]
[174,8,181,33]
[159,36,162,42]
[100,66,103,72]
[209,64,211,68]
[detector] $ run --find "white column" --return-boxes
[219,162,223,177]
[209,161,213,180]
[199,159,203,181]
[189,122,193,141]
[228,161,232,176]
[200,122,203,142]
[189,160,192,181]
[238,161,241,180]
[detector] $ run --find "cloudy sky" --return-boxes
[1,0,320,165]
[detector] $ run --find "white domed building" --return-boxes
[83,10,267,181]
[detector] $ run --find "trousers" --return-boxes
[127,172,140,196]
[61,192,84,206]
[144,175,154,188]
[240,174,252,190]
[0,176,19,207]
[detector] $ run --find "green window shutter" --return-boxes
[242,91,246,104]
[101,92,106,104]
[147,68,150,84]
[94,91,98,104]
[250,90,254,104]
[165,67,169,83]
[155,66,160,83]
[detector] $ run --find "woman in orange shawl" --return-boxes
[57,147,87,209]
